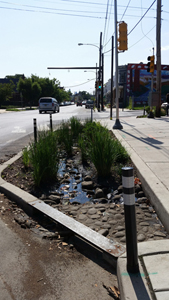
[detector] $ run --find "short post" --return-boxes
[122,167,139,273]
[91,107,93,122]
[33,118,37,143]
[50,113,53,131]
[143,105,145,116]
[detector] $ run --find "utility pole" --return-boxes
[98,32,102,112]
[101,53,104,111]
[155,0,161,117]
[113,0,123,129]
[110,36,114,120]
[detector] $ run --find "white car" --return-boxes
[39,97,59,114]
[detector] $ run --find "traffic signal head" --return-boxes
[118,22,128,51]
[98,82,101,89]
[147,55,154,73]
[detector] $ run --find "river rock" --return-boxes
[95,188,104,198]
[81,181,94,190]
[84,175,92,181]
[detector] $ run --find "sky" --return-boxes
[0,0,168,94]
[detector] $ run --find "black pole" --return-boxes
[50,113,53,131]
[110,36,114,120]
[101,53,104,111]
[33,118,37,143]
[98,32,102,112]
[122,167,139,273]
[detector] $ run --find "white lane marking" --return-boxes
[12,126,26,133]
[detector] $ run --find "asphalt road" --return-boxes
[0,105,142,161]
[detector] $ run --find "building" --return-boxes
[105,63,169,107]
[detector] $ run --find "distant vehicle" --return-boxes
[82,100,86,105]
[39,97,59,114]
[85,99,94,109]
[161,102,168,108]
[76,100,82,106]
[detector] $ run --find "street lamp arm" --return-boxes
[78,43,100,49]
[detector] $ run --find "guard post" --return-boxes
[122,167,139,273]
[50,113,53,131]
[33,118,37,143]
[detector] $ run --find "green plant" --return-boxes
[29,130,59,186]
[57,121,73,156]
[70,117,83,140]
[22,147,30,168]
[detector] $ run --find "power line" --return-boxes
[128,0,156,35]
[64,78,95,88]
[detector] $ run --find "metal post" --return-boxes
[110,36,114,120]
[155,0,161,117]
[91,107,93,122]
[50,113,53,131]
[101,53,104,111]
[33,118,37,143]
[122,167,139,273]
[113,0,123,129]
[98,32,102,112]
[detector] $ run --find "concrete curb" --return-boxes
[0,152,125,267]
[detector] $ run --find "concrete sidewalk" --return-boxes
[100,115,169,300]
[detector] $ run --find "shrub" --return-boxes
[29,130,59,186]
[22,147,30,168]
[57,121,73,156]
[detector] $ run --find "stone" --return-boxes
[95,188,104,198]
[118,185,123,193]
[102,224,111,229]
[116,226,125,231]
[78,214,87,221]
[138,191,145,198]
[94,221,103,226]
[139,221,149,226]
[137,233,146,242]
[120,237,126,243]
[89,214,100,219]
[137,197,148,204]
[102,216,108,222]
[115,231,125,238]
[109,220,117,225]
[88,208,97,215]
[98,229,109,236]
[84,175,92,181]
[154,231,166,237]
[81,181,94,190]
[114,214,123,220]
[48,195,61,203]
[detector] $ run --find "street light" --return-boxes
[78,35,103,111]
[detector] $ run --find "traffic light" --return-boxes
[98,81,101,89]
[95,81,97,88]
[147,55,154,73]
[118,22,128,51]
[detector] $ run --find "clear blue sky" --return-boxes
[0,0,168,94]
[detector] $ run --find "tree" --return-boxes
[0,81,15,108]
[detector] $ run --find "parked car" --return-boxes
[161,102,168,108]
[85,100,94,109]
[82,100,87,105]
[76,100,82,106]
[39,97,59,114]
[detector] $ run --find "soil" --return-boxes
[0,153,122,300]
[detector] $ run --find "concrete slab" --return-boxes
[155,291,169,300]
[143,254,169,291]
[117,257,153,300]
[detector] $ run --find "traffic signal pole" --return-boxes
[113,0,123,130]
[155,0,161,117]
